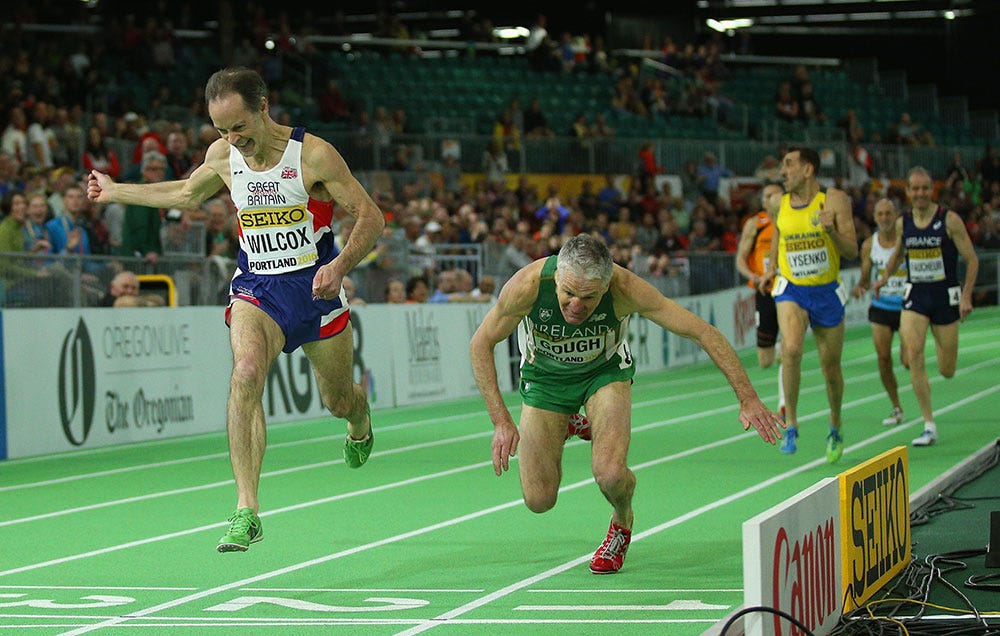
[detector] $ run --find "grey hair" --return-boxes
[558,234,613,284]
[907,165,933,182]
[874,197,896,211]
[141,150,167,171]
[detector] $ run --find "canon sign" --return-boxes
[771,520,839,635]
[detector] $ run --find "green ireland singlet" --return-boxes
[516,256,635,413]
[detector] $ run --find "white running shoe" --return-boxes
[912,424,938,447]
[881,407,904,426]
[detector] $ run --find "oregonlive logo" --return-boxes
[58,318,97,446]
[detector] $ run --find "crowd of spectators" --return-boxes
[0,3,998,308]
[774,65,827,126]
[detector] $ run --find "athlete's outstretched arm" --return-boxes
[613,266,785,444]
[87,140,227,209]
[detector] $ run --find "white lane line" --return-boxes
[0,460,488,578]
[1,617,721,627]
[513,602,730,611]
[527,589,743,593]
[53,497,533,635]
[0,431,488,527]
[0,586,196,591]
[0,413,487,492]
[241,588,485,593]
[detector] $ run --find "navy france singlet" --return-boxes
[903,206,958,288]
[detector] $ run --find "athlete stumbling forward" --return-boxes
[470,234,785,574]
[88,67,384,552]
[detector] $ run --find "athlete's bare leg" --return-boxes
[900,310,934,422]
[872,323,902,411]
[517,405,570,513]
[776,300,810,428]
[813,321,845,428]
[585,381,635,530]
[227,300,286,513]
[930,321,960,379]
[303,321,370,440]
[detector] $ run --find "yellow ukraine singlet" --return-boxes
[776,190,839,286]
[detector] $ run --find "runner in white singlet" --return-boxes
[87,67,385,552]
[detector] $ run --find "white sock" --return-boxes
[777,362,785,410]
[924,421,937,432]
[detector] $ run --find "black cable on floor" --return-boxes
[718,605,817,636]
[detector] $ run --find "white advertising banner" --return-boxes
[1,307,231,459]
[742,477,843,636]
[391,302,511,405]
[1,302,510,459]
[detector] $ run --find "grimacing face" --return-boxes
[209,93,266,159]
[554,267,609,325]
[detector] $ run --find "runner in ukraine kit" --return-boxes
[516,256,634,414]
[770,183,851,461]
[773,189,848,325]
[226,126,350,352]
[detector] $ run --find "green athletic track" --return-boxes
[2,306,998,635]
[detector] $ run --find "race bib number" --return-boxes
[903,282,912,300]
[948,285,961,306]
[881,271,907,298]
[908,248,945,282]
[786,248,830,279]
[835,279,849,306]
[771,275,788,298]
